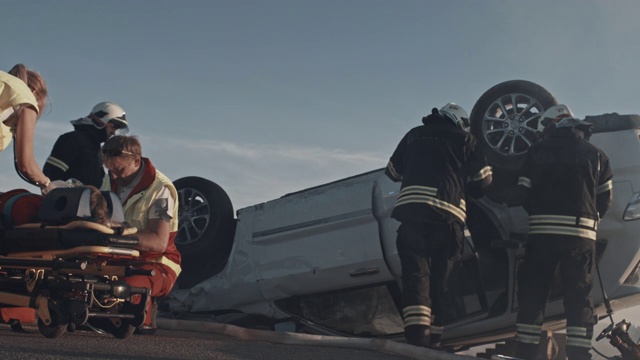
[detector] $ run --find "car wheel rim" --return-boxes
[481,93,546,157]
[176,188,211,246]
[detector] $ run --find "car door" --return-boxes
[247,170,395,302]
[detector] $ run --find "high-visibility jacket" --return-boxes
[517,127,613,241]
[102,158,181,277]
[385,116,492,224]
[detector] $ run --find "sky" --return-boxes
[3,0,640,210]
[2,0,640,355]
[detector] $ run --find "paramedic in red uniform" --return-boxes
[100,135,181,334]
[385,103,492,349]
[513,105,613,360]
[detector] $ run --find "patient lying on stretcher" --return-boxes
[0,185,117,229]
[0,186,128,330]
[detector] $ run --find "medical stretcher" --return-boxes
[0,188,153,339]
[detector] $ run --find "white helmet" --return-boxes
[71,102,129,133]
[439,102,470,131]
[538,104,575,128]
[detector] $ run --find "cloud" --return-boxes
[2,129,388,210]
[139,134,388,210]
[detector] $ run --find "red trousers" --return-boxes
[0,308,36,324]
[124,263,178,325]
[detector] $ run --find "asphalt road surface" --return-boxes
[0,324,415,360]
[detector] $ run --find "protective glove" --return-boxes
[42,180,69,195]
[41,178,85,195]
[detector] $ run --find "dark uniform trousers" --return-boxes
[397,220,463,347]
[515,234,596,360]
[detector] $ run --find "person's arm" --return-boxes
[134,186,175,253]
[511,150,534,209]
[465,137,493,199]
[596,152,614,219]
[14,106,49,188]
[135,218,170,253]
[43,133,78,181]
[385,133,407,182]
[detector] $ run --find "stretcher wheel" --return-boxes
[110,319,136,339]
[38,305,68,339]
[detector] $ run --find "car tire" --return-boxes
[173,177,236,289]
[470,80,558,170]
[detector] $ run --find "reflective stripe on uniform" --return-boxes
[529,215,597,229]
[518,176,532,188]
[430,325,444,335]
[566,325,592,349]
[395,185,466,222]
[566,326,588,337]
[529,225,596,240]
[403,305,431,317]
[566,336,593,348]
[470,166,493,182]
[403,305,431,328]
[515,323,541,345]
[596,180,613,194]
[151,255,182,277]
[45,156,69,172]
[528,214,598,240]
[401,185,437,197]
[386,160,402,181]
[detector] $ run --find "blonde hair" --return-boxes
[8,64,48,115]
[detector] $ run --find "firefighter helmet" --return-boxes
[538,104,575,128]
[71,102,129,133]
[555,117,594,140]
[439,103,470,131]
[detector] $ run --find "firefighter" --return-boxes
[385,103,492,348]
[43,102,129,188]
[513,105,613,360]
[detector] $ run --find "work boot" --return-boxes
[404,324,430,347]
[514,341,539,360]
[428,332,442,349]
[8,319,27,333]
[135,299,157,335]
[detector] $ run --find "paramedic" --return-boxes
[44,102,129,187]
[513,105,613,360]
[100,135,180,334]
[385,103,492,348]
[0,64,50,190]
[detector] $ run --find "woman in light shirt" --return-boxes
[0,63,50,190]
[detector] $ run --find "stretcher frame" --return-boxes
[0,220,153,339]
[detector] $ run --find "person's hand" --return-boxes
[42,180,69,195]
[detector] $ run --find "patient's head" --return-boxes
[86,186,110,226]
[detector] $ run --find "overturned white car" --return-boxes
[168,80,640,351]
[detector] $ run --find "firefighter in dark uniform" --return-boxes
[513,105,613,360]
[385,103,492,348]
[43,102,129,188]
